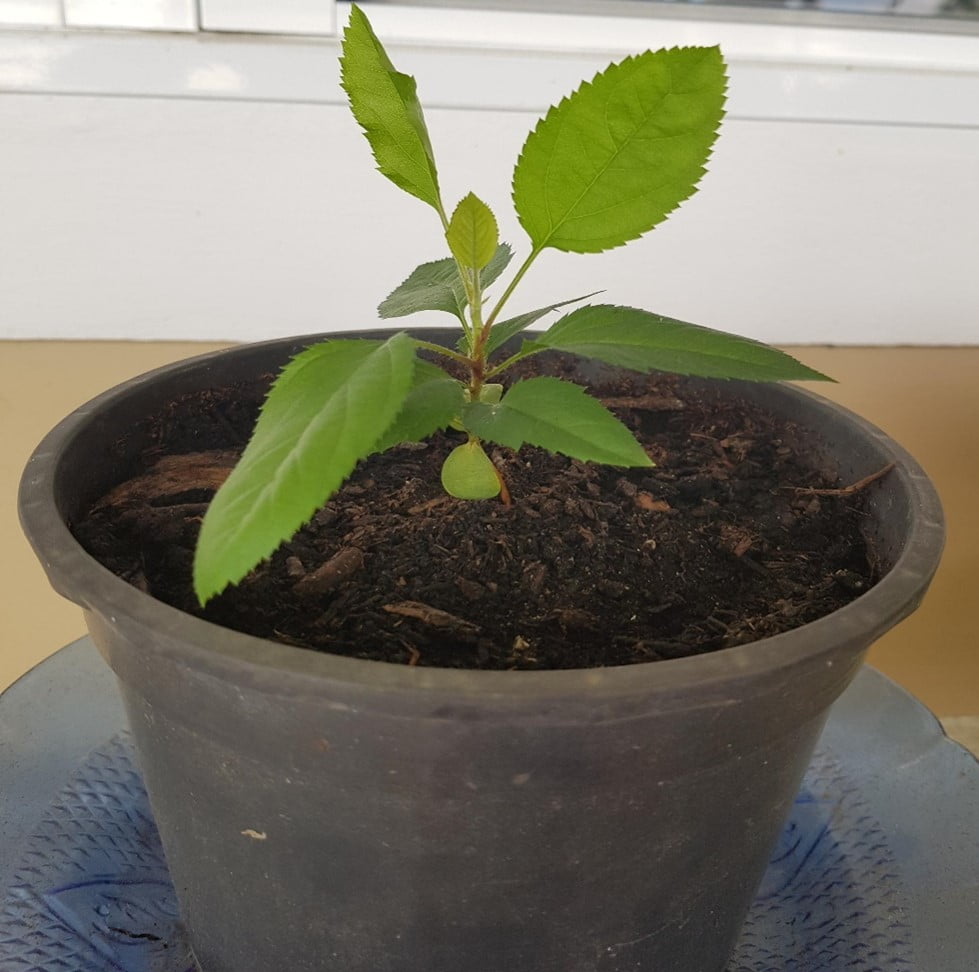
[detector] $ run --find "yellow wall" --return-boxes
[3,343,976,718]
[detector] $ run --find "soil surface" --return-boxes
[74,362,884,670]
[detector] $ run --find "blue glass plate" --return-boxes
[1,639,976,971]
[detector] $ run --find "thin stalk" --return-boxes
[469,267,484,338]
[469,433,511,506]
[456,310,474,348]
[451,258,477,350]
[485,345,544,379]
[466,268,487,400]
[412,339,473,367]
[492,458,512,507]
[435,198,451,234]
[483,246,541,332]
[436,198,475,349]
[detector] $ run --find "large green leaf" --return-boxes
[378,244,513,320]
[512,46,726,253]
[193,334,416,604]
[446,193,499,271]
[463,377,652,467]
[483,292,601,356]
[527,304,831,381]
[340,5,441,210]
[374,358,465,452]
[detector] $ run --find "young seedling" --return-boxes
[192,5,829,605]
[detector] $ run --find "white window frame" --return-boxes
[0,1,976,127]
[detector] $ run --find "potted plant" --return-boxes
[19,8,943,971]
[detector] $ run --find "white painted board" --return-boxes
[63,0,197,31]
[1,93,976,344]
[200,0,334,35]
[0,0,60,26]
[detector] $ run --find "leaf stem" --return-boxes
[435,198,450,233]
[412,339,473,367]
[484,246,542,332]
[485,344,545,379]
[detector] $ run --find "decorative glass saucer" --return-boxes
[1,639,976,971]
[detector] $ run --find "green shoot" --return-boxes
[192,4,830,605]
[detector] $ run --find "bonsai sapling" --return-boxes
[193,5,829,605]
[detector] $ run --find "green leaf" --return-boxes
[379,244,513,320]
[446,192,499,271]
[374,358,465,452]
[340,5,441,210]
[484,292,602,356]
[441,439,501,499]
[463,377,652,467]
[475,383,503,404]
[512,46,727,253]
[480,243,515,291]
[379,257,465,321]
[193,334,417,604]
[528,304,832,381]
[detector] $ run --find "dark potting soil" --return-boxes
[73,362,884,670]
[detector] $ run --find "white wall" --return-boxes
[1,9,977,344]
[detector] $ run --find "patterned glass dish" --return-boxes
[1,638,976,972]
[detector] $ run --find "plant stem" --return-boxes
[455,310,474,348]
[470,251,530,393]
[452,261,477,349]
[469,267,484,338]
[492,459,512,507]
[464,267,489,401]
[436,199,476,349]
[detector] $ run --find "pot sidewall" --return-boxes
[19,330,945,972]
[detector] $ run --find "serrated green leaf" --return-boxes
[380,243,514,321]
[528,304,832,381]
[463,377,652,467]
[446,192,499,270]
[374,358,465,452]
[484,292,602,356]
[379,257,465,321]
[512,46,726,254]
[475,244,515,295]
[441,439,501,499]
[193,334,416,604]
[340,5,441,210]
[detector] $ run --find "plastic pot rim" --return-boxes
[18,330,945,704]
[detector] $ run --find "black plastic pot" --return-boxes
[20,330,944,972]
